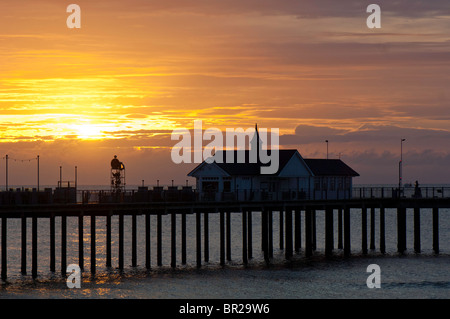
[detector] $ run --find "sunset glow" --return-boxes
[1,0,449,185]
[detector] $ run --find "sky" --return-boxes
[0,0,449,186]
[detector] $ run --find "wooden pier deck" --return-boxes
[1,196,449,280]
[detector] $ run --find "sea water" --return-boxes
[0,204,448,299]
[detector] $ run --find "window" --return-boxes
[338,177,343,190]
[330,177,335,191]
[322,177,328,191]
[345,177,350,189]
[223,181,231,192]
[314,177,321,190]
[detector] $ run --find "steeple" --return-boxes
[250,123,262,161]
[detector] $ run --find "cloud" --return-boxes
[282,123,450,146]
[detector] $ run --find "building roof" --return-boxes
[188,149,301,176]
[303,159,360,177]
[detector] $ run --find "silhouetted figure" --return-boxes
[414,180,422,198]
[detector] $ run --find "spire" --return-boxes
[250,123,262,162]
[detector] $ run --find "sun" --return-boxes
[74,124,104,139]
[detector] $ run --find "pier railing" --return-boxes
[0,186,449,205]
[352,186,450,199]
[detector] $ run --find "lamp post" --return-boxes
[399,138,406,192]
[325,140,329,160]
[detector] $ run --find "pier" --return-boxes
[0,186,448,281]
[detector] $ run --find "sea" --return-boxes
[0,185,449,302]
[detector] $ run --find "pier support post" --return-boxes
[21,215,26,275]
[370,207,375,250]
[61,215,67,276]
[433,207,439,254]
[79,214,85,271]
[397,207,407,254]
[312,210,317,251]
[220,211,225,266]
[196,211,201,268]
[325,207,334,256]
[338,208,343,249]
[344,207,351,257]
[380,206,386,254]
[414,207,420,253]
[50,214,55,272]
[132,213,137,267]
[247,210,253,259]
[91,215,96,274]
[262,209,269,263]
[1,217,6,281]
[268,210,273,258]
[145,212,151,269]
[106,213,111,268]
[294,209,301,252]
[226,211,231,261]
[157,213,162,266]
[171,211,176,268]
[242,210,248,265]
[119,214,124,270]
[361,207,368,255]
[32,216,37,279]
[285,208,293,259]
[181,212,186,265]
[305,208,312,257]
[204,211,209,263]
[279,210,284,250]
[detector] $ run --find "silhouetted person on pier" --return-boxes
[414,180,422,198]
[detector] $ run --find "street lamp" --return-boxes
[325,140,329,160]
[399,138,406,191]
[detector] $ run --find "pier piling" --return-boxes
[344,207,351,257]
[279,210,284,250]
[305,208,312,257]
[61,215,67,276]
[1,217,6,281]
[171,212,176,268]
[32,216,37,279]
[119,214,124,270]
[181,212,186,265]
[268,210,273,258]
[433,207,439,254]
[361,207,368,254]
[397,207,407,254]
[380,206,386,254]
[414,207,420,253]
[21,215,26,275]
[285,208,293,259]
[132,213,137,267]
[50,214,55,272]
[294,209,301,252]
[79,214,85,270]
[370,208,375,250]
[204,211,209,263]
[226,211,231,261]
[91,215,96,273]
[338,208,343,249]
[242,210,248,265]
[106,213,111,268]
[220,211,225,266]
[325,207,334,256]
[312,210,317,251]
[247,210,253,259]
[145,213,151,269]
[157,213,162,267]
[196,211,201,268]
